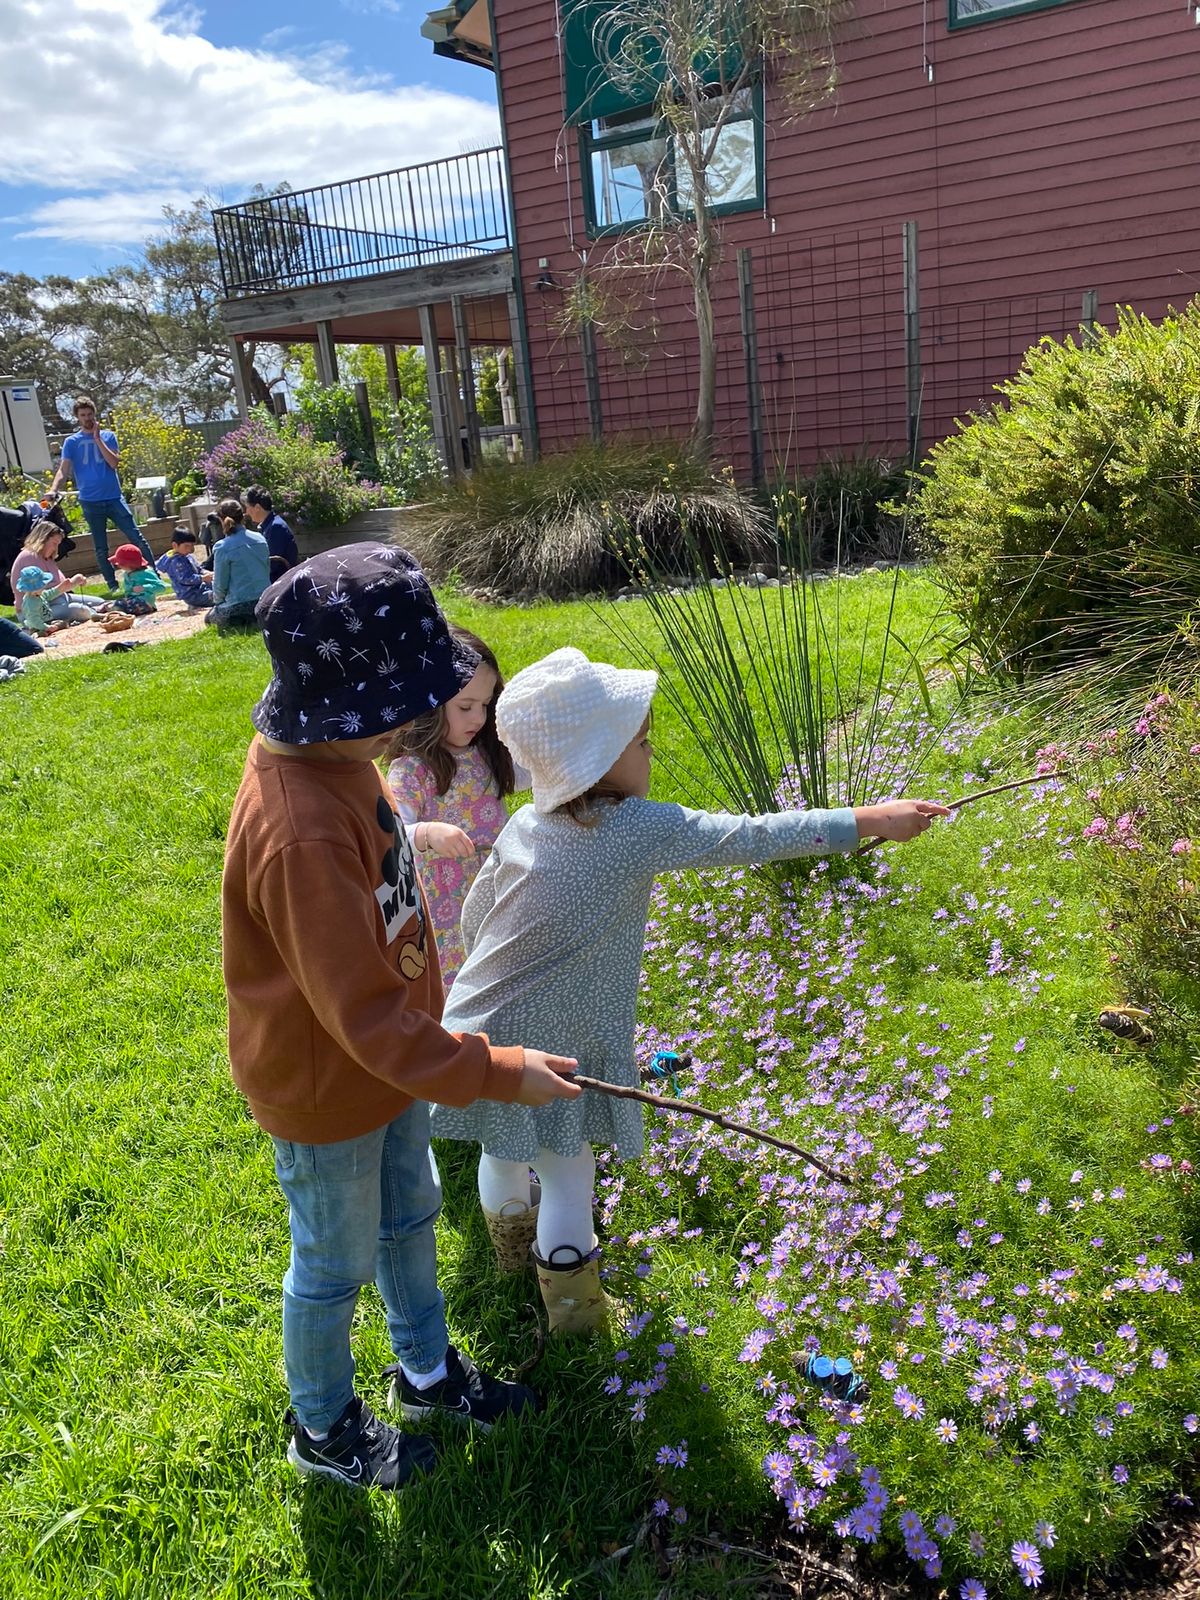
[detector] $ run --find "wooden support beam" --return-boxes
[506,289,537,461]
[418,303,456,476]
[384,344,401,405]
[1080,288,1099,346]
[218,252,514,339]
[902,221,921,464]
[737,248,765,491]
[315,320,338,387]
[353,380,376,462]
[451,294,482,470]
[580,321,603,445]
[228,338,252,419]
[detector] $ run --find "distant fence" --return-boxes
[189,419,239,455]
[524,222,1093,481]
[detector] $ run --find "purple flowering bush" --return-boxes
[198,408,387,528]
[591,704,1198,1596]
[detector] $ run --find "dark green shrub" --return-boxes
[910,300,1200,675]
[292,381,380,481]
[405,440,769,597]
[779,452,910,567]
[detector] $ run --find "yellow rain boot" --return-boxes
[482,1180,541,1273]
[532,1244,620,1336]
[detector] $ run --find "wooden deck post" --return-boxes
[737,248,765,490]
[580,320,603,445]
[506,289,537,461]
[451,294,483,470]
[418,303,457,476]
[902,221,921,463]
[384,344,402,406]
[1080,289,1099,345]
[315,320,339,387]
[228,338,252,419]
[353,380,377,463]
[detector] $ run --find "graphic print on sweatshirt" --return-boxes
[373,794,427,979]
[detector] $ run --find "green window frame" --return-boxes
[949,0,1085,27]
[580,84,764,237]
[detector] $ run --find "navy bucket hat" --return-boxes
[251,542,480,744]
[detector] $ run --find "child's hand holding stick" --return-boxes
[571,1074,852,1185]
[855,772,1059,855]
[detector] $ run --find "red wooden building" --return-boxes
[215,0,1200,478]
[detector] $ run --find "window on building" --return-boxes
[583,87,762,234]
[949,0,1081,25]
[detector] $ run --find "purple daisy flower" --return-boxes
[1011,1539,1044,1587]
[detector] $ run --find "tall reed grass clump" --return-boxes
[404,440,769,598]
[602,490,950,845]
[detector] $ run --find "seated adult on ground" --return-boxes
[10,521,109,624]
[156,527,214,610]
[243,485,298,581]
[205,498,270,634]
[0,614,43,659]
[0,496,72,606]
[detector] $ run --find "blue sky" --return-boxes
[0,0,501,280]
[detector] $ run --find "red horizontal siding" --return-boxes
[492,0,1200,469]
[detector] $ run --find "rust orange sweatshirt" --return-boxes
[221,739,525,1142]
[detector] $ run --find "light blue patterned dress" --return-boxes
[430,797,859,1161]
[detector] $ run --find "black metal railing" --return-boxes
[213,147,511,297]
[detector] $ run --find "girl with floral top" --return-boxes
[384,629,527,988]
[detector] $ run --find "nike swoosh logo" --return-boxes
[319,1451,363,1480]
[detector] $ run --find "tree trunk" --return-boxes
[690,204,717,460]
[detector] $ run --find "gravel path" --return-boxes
[22,597,211,661]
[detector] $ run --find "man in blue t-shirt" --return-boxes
[50,396,156,592]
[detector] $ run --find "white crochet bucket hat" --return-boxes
[496,647,658,813]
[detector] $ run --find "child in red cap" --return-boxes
[110,544,168,616]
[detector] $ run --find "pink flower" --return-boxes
[1172,839,1192,855]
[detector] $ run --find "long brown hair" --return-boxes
[22,519,64,556]
[218,496,245,534]
[385,628,515,797]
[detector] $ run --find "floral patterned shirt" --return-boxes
[386,746,524,986]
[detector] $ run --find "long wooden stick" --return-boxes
[855,769,1061,854]
[570,1073,852,1185]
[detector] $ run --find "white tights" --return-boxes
[477,1143,596,1259]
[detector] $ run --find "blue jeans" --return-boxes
[271,1105,449,1432]
[48,592,106,623]
[80,498,153,590]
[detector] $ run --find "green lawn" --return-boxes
[0,574,1195,1599]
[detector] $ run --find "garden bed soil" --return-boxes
[27,597,209,660]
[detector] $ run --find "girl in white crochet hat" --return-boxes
[430,647,949,1334]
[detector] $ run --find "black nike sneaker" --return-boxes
[285,1395,438,1489]
[383,1346,539,1431]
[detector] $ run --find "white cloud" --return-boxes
[0,0,500,246]
[17,188,200,244]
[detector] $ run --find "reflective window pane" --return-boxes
[590,136,670,227]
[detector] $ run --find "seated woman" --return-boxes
[9,521,109,624]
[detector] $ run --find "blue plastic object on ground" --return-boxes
[801,1350,869,1403]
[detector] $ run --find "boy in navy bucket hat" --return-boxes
[223,543,580,1492]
